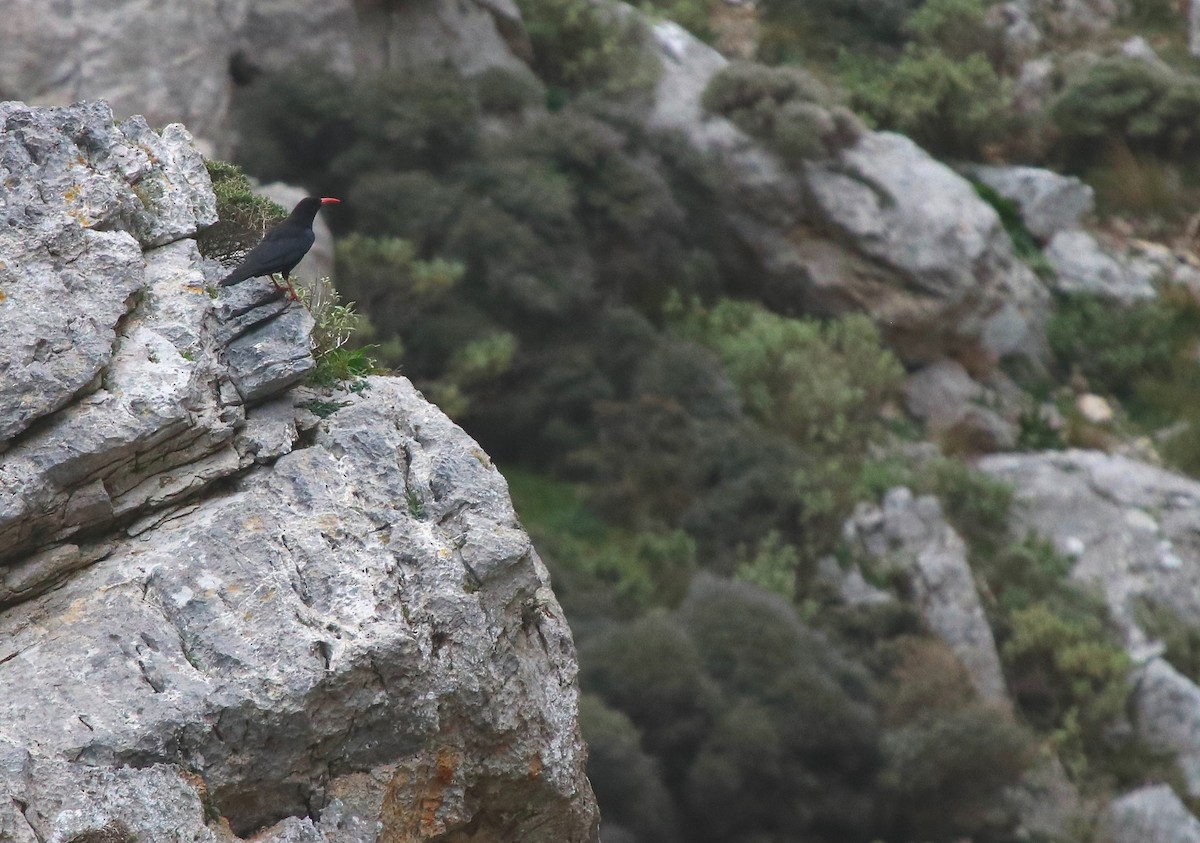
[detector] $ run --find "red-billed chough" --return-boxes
[219,196,339,299]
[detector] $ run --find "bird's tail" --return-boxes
[218,265,254,287]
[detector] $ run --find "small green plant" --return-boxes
[972,180,1054,276]
[921,458,1014,555]
[406,488,426,518]
[1047,293,1175,400]
[197,159,287,262]
[298,398,350,419]
[1052,58,1200,167]
[1001,602,1132,779]
[297,276,377,387]
[734,531,799,599]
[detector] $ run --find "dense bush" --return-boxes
[578,694,681,842]
[760,0,921,62]
[702,61,862,159]
[1052,59,1200,167]
[840,44,1013,159]
[1047,292,1176,399]
[515,0,661,101]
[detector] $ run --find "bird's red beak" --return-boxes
[320,197,341,205]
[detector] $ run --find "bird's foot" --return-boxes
[270,275,300,302]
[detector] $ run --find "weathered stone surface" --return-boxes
[844,488,1009,702]
[0,101,215,444]
[0,378,598,842]
[979,450,1200,644]
[804,132,1050,365]
[968,165,1094,242]
[0,99,597,842]
[905,360,1018,453]
[1045,230,1157,302]
[981,450,1200,796]
[646,22,1050,367]
[1,0,529,154]
[1097,784,1200,843]
[1132,659,1200,798]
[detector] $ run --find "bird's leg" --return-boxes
[268,272,300,302]
[281,271,299,302]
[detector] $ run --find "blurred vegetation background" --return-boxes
[222,0,1200,839]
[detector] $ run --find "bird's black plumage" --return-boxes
[219,196,339,294]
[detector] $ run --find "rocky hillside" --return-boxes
[0,101,597,843]
[19,1,1200,842]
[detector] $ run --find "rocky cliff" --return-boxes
[0,101,597,843]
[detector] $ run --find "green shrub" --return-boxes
[671,298,903,563]
[472,65,547,115]
[1001,602,1132,778]
[197,159,287,262]
[904,0,998,62]
[923,458,1014,555]
[581,611,724,780]
[578,694,681,843]
[515,0,661,99]
[702,61,861,160]
[759,0,919,62]
[839,44,1013,159]
[296,276,377,387]
[1047,292,1175,400]
[734,531,800,599]
[1052,58,1200,167]
[881,706,1033,839]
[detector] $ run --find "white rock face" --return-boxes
[981,449,1200,798]
[805,133,1050,363]
[0,101,598,842]
[1099,784,1200,843]
[844,488,1009,703]
[969,164,1095,242]
[1045,230,1157,302]
[646,23,1051,367]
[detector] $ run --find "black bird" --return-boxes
[219,196,340,299]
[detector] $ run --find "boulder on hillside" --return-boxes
[0,100,598,843]
[981,449,1200,798]
[843,488,1009,703]
[646,22,1051,369]
[1098,784,1200,843]
[968,165,1095,242]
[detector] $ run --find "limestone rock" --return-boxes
[981,450,1200,796]
[844,488,1009,702]
[1045,230,1158,302]
[0,378,598,842]
[905,360,1018,453]
[804,133,1050,364]
[968,165,1095,242]
[979,450,1200,643]
[1097,784,1200,843]
[0,100,598,841]
[1,0,529,154]
[1132,659,1200,798]
[646,23,1050,367]
[0,101,216,445]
